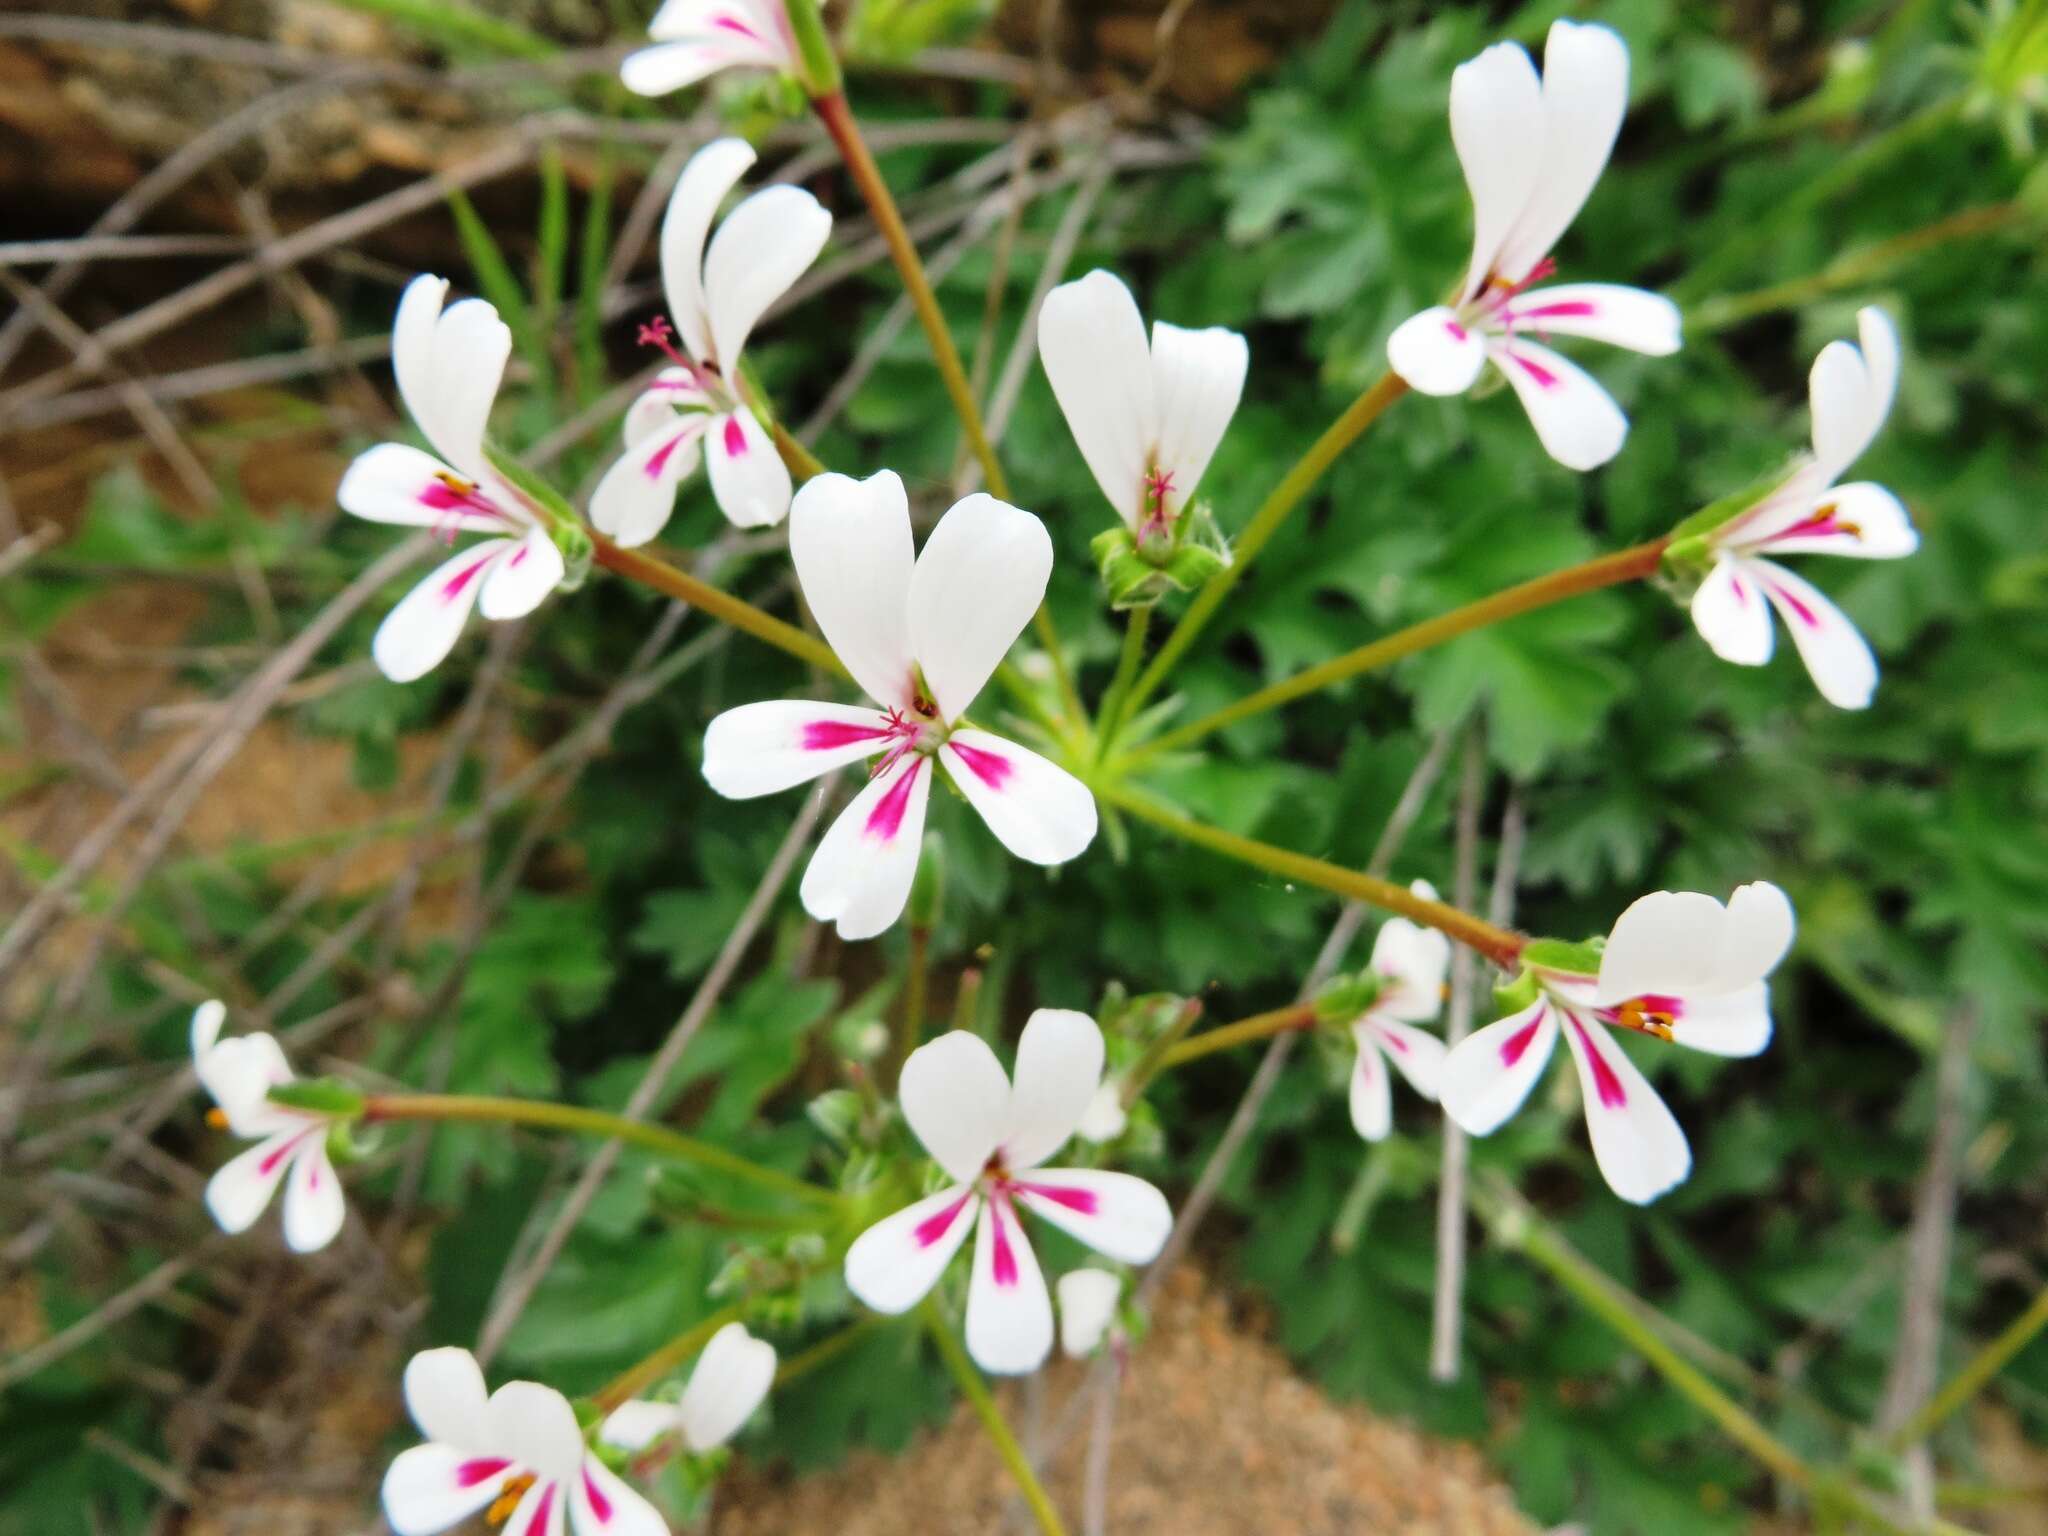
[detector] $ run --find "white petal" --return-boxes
[1713,881,1795,992]
[282,1143,346,1253]
[843,1185,980,1314]
[1498,283,1680,356]
[998,1008,1103,1171]
[392,274,451,455]
[621,27,781,96]
[1439,998,1560,1136]
[1448,42,1546,299]
[339,444,518,533]
[898,1031,1009,1184]
[1492,339,1628,471]
[478,526,563,622]
[204,1128,302,1234]
[704,407,793,530]
[659,138,757,363]
[908,494,1052,725]
[702,700,895,798]
[797,753,931,941]
[1666,982,1774,1058]
[1387,306,1487,396]
[704,185,831,371]
[571,1457,668,1536]
[596,1402,679,1454]
[194,1029,298,1136]
[624,373,711,445]
[1009,1169,1171,1266]
[1075,1084,1127,1144]
[1057,1268,1121,1358]
[1367,1018,1448,1099]
[1756,482,1917,559]
[371,540,512,684]
[1348,1038,1392,1141]
[383,1444,517,1536]
[419,297,512,481]
[1036,270,1157,528]
[1689,555,1776,668]
[1559,1011,1691,1205]
[676,1322,777,1452]
[1367,912,1450,1022]
[1595,889,1730,1006]
[788,470,917,712]
[405,1347,492,1448]
[939,730,1097,868]
[1493,20,1630,284]
[1809,307,1899,480]
[964,1195,1053,1375]
[486,1382,585,1483]
[1853,305,1900,444]
[1751,557,1880,709]
[1149,320,1247,517]
[190,999,227,1057]
[589,416,704,548]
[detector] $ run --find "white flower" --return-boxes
[1057,1268,1123,1359]
[338,276,565,683]
[1386,21,1680,471]
[1688,307,1914,709]
[384,1348,667,1536]
[620,0,800,98]
[598,1323,778,1456]
[1075,1082,1128,1144]
[591,139,830,542]
[1347,882,1453,1142]
[1036,269,1247,541]
[843,1011,1171,1375]
[191,1000,346,1253]
[702,470,1098,941]
[1440,883,1794,1205]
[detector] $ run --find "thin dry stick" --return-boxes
[1430,731,1489,1382]
[0,1236,223,1391]
[472,780,831,1365]
[1081,1361,1118,1536]
[1876,1004,1979,1520]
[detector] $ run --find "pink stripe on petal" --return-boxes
[915,1189,975,1248]
[801,719,892,751]
[1509,300,1597,321]
[439,551,495,602]
[1500,1005,1547,1068]
[258,1129,311,1177]
[949,739,1015,791]
[1512,352,1561,390]
[712,13,763,40]
[990,1196,1020,1289]
[457,1458,513,1488]
[722,416,747,457]
[1767,578,1822,628]
[863,759,923,843]
[1445,318,1469,341]
[1013,1181,1099,1215]
[643,429,688,479]
[524,1482,557,1536]
[581,1468,611,1524]
[1571,1018,1629,1109]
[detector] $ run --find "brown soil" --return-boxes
[716,1268,1538,1536]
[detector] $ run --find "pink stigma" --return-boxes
[637,314,698,376]
[1570,1019,1629,1109]
[949,739,1014,791]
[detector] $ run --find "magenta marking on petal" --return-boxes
[989,1195,1020,1289]
[643,429,688,480]
[257,1129,309,1177]
[508,545,529,569]
[863,758,922,843]
[722,416,748,457]
[949,739,1015,791]
[1014,1180,1099,1216]
[914,1189,974,1249]
[1444,318,1469,342]
[1509,300,1597,322]
[801,719,892,751]
[1767,578,1822,629]
[439,550,494,603]
[581,1467,612,1524]
[712,12,764,41]
[1512,351,1561,390]
[1570,1018,1629,1109]
[1499,1005,1547,1068]
[1634,993,1684,1019]
[1729,573,1750,605]
[457,1458,513,1488]
[524,1482,557,1536]
[1380,1027,1410,1055]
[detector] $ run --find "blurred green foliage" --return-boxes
[6,2,2047,1534]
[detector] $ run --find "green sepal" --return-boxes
[483,444,576,525]
[268,1077,364,1118]
[1312,972,1384,1025]
[1664,456,1805,547]
[1518,936,1605,978]
[781,0,842,96]
[1160,542,1228,591]
[326,1121,382,1165]
[1491,968,1542,1018]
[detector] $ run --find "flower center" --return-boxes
[869,702,945,780]
[637,314,726,401]
[485,1474,537,1526]
[1600,994,1682,1042]
[1471,258,1559,331]
[424,470,514,544]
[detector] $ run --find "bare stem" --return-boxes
[1892,1281,2048,1451]
[922,1299,1069,1536]
[1103,786,1525,968]
[1125,538,1668,765]
[1150,1004,1315,1074]
[1094,602,1152,761]
[1119,370,1409,723]
[590,531,845,677]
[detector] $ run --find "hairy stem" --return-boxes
[361,1093,840,1208]
[591,531,845,677]
[1119,370,1409,723]
[1103,786,1524,968]
[922,1299,1069,1536]
[1127,539,1668,764]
